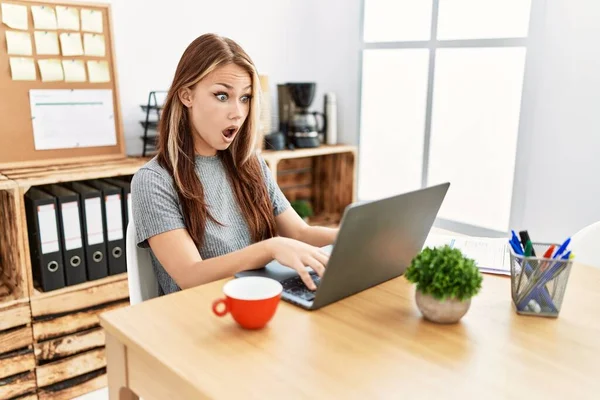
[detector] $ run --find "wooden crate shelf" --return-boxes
[37,368,106,400]
[30,274,128,319]
[0,299,36,400]
[0,156,144,399]
[262,145,357,224]
[1,157,149,190]
[0,187,32,304]
[30,275,128,399]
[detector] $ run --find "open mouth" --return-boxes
[222,126,238,140]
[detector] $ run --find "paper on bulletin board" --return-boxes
[59,32,83,56]
[9,57,36,80]
[87,60,110,83]
[5,30,32,55]
[62,59,86,82]
[1,3,28,30]
[38,59,64,82]
[83,33,105,56]
[31,5,58,30]
[29,89,117,150]
[34,31,60,55]
[56,6,80,30]
[81,9,103,33]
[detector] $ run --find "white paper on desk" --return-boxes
[29,89,117,150]
[31,5,57,30]
[1,3,28,30]
[81,8,103,33]
[62,59,86,82]
[87,60,110,82]
[56,6,79,30]
[5,30,32,55]
[59,32,83,56]
[34,31,60,55]
[38,59,64,82]
[423,233,511,275]
[9,57,36,80]
[83,33,105,56]
[37,204,60,254]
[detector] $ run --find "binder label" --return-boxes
[61,201,82,250]
[37,204,59,254]
[105,194,123,241]
[127,193,132,223]
[85,197,104,245]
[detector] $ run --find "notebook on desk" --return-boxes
[423,233,511,275]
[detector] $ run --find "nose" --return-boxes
[228,100,244,121]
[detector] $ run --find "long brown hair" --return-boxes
[156,33,277,248]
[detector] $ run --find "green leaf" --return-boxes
[405,245,483,301]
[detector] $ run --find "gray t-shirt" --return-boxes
[130,153,290,295]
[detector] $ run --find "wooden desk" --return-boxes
[100,264,600,399]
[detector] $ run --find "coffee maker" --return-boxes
[280,83,325,149]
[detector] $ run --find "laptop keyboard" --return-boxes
[281,272,321,302]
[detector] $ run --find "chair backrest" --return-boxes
[570,221,600,269]
[126,219,159,304]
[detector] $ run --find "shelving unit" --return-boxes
[0,181,37,399]
[262,144,357,227]
[139,91,166,157]
[0,157,148,399]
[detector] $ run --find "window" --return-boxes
[359,0,533,232]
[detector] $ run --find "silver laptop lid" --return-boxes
[311,182,450,310]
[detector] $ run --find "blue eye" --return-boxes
[241,95,252,104]
[215,92,228,102]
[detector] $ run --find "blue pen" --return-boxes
[552,237,571,259]
[511,230,524,254]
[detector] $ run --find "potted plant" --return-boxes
[291,200,314,222]
[405,245,483,324]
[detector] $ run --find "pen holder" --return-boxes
[509,243,574,317]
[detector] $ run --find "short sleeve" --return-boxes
[258,156,291,216]
[131,167,186,248]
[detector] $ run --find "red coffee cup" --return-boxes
[212,277,283,329]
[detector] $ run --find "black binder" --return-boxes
[63,182,108,280]
[24,187,66,292]
[41,185,87,286]
[86,180,127,275]
[103,178,131,230]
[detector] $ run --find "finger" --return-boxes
[303,255,326,277]
[312,250,329,267]
[292,260,316,290]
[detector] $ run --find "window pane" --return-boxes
[437,0,532,40]
[363,0,432,42]
[427,47,526,231]
[359,49,429,200]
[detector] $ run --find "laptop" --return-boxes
[235,182,450,310]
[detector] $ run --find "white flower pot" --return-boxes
[415,290,471,324]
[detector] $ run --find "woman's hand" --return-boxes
[265,237,330,290]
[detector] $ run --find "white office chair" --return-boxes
[570,221,600,269]
[126,219,159,304]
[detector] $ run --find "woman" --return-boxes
[131,33,338,295]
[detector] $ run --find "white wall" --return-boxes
[100,0,361,154]
[511,0,600,242]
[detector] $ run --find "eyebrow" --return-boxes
[215,83,252,90]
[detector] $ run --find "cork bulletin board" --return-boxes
[0,0,125,169]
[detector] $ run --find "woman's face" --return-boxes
[179,63,252,156]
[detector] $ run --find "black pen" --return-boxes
[519,230,536,257]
